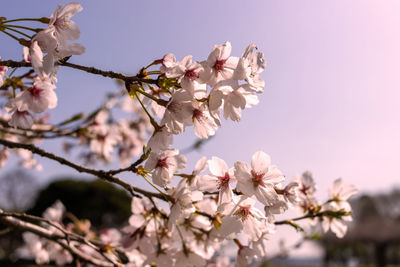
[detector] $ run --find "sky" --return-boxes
[1,0,400,259]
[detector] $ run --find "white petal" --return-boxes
[208,156,228,177]
[251,151,271,174]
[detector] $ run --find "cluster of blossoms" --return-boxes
[17,167,357,266]
[4,2,84,129]
[0,2,358,267]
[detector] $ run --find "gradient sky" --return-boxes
[2,0,400,258]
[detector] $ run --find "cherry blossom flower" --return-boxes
[320,178,358,238]
[235,44,266,93]
[161,90,193,134]
[219,197,272,242]
[214,80,259,122]
[6,101,34,129]
[4,75,56,128]
[184,156,208,189]
[166,55,204,94]
[17,76,57,113]
[292,171,319,214]
[200,41,239,86]
[147,127,173,153]
[17,233,50,265]
[168,181,203,230]
[15,148,43,171]
[321,203,352,238]
[43,200,65,223]
[294,171,316,198]
[328,178,358,208]
[117,119,145,166]
[197,156,236,205]
[89,126,121,162]
[25,41,44,77]
[47,244,73,266]
[127,197,152,229]
[31,2,85,81]
[281,181,300,205]
[160,53,177,73]
[235,151,284,206]
[144,148,186,187]
[191,101,219,139]
[264,200,288,223]
[322,178,358,238]
[48,2,83,44]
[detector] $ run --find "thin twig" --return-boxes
[274,212,325,225]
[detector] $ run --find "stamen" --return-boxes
[213,59,226,72]
[234,205,252,221]
[251,169,265,187]
[156,157,168,169]
[217,172,231,189]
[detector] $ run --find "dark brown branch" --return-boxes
[0,60,158,84]
[0,137,170,202]
[107,149,150,176]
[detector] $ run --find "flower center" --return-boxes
[234,205,252,221]
[217,172,231,189]
[213,59,226,72]
[16,110,29,117]
[96,135,106,142]
[29,86,42,97]
[54,18,69,29]
[300,185,311,196]
[251,170,265,187]
[156,157,168,169]
[192,109,204,122]
[184,69,198,80]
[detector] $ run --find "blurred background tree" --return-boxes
[0,170,131,266]
[319,189,400,267]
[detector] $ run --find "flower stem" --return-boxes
[8,67,18,77]
[4,24,38,32]
[134,91,160,130]
[2,18,48,24]
[141,174,169,201]
[146,71,161,75]
[4,27,32,39]
[176,224,189,255]
[136,88,168,107]
[0,29,21,42]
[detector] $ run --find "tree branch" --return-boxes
[0,60,158,84]
[0,137,171,202]
[0,210,117,267]
[274,212,325,225]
